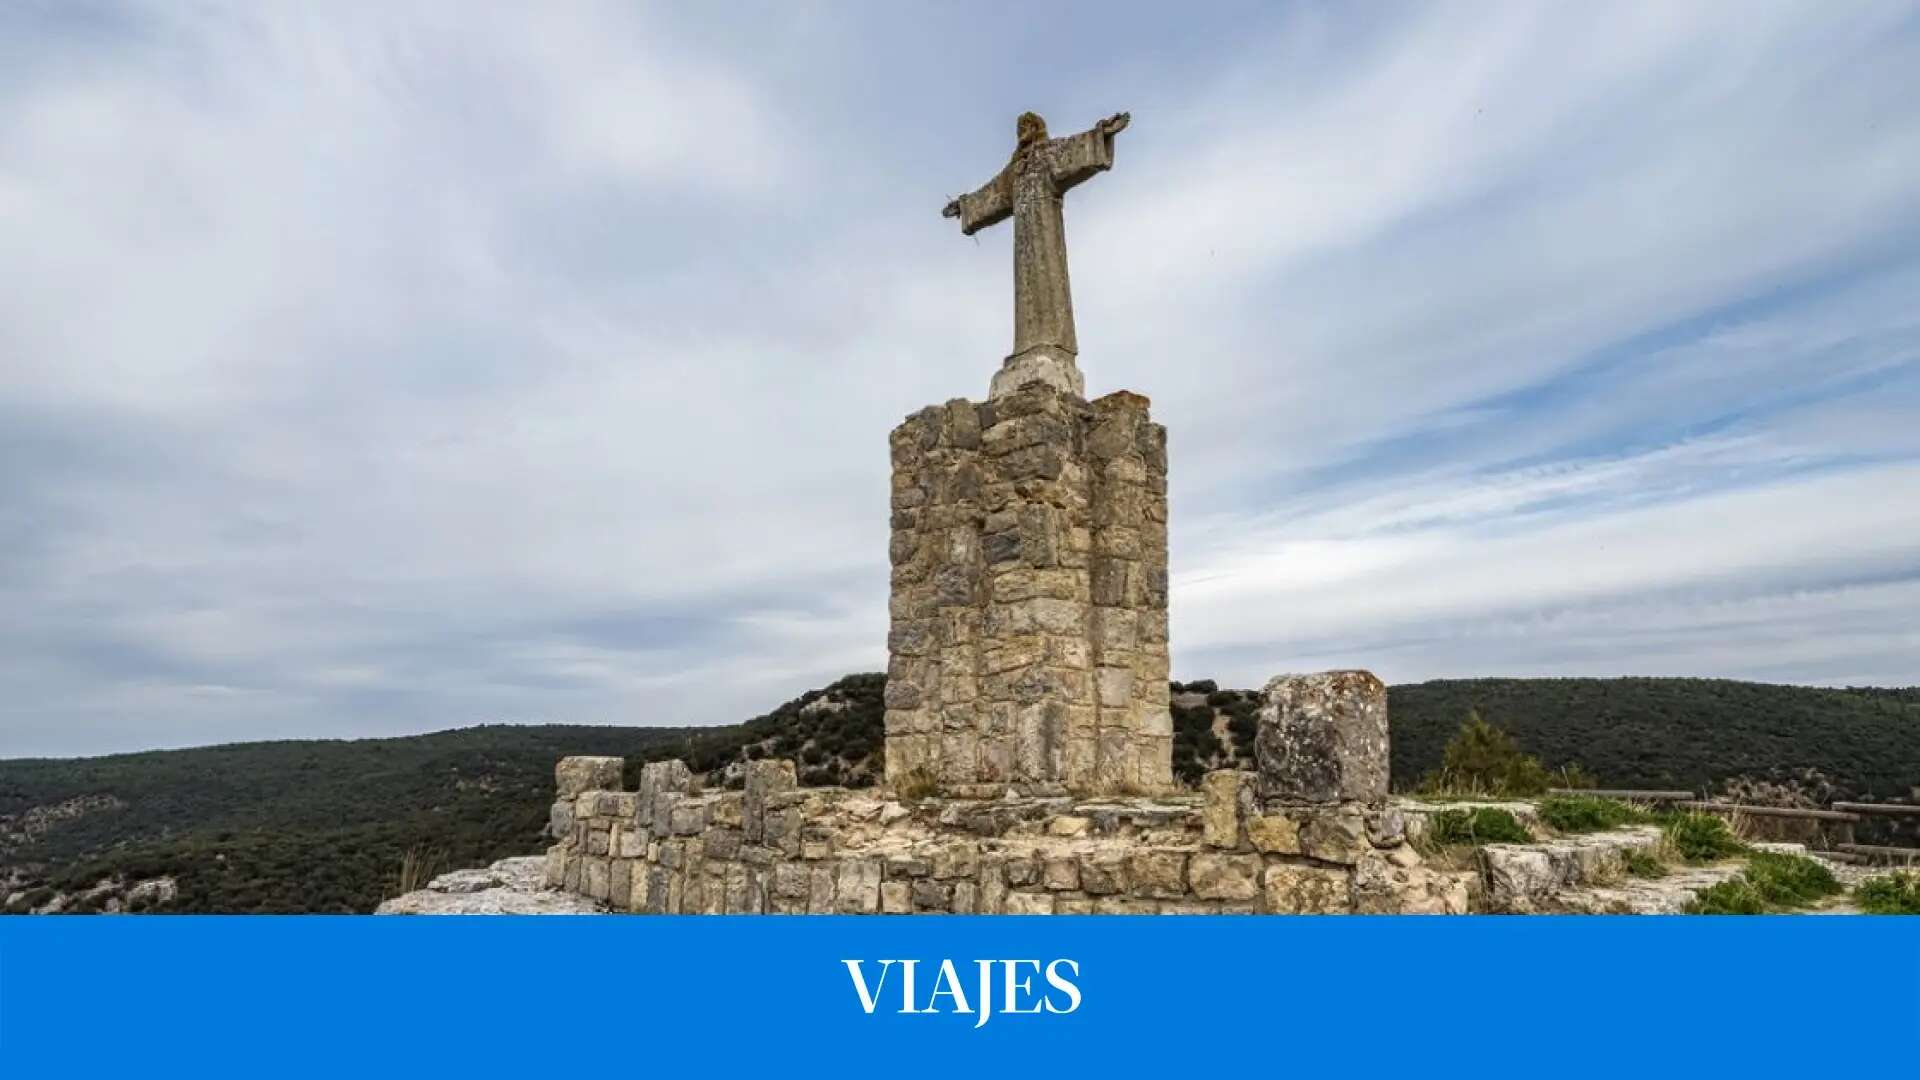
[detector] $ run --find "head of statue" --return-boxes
[1016,112,1048,148]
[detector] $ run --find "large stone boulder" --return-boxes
[1255,671,1389,805]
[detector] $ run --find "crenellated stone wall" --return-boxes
[543,669,1474,915]
[883,382,1172,796]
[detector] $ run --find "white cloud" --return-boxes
[0,2,1916,756]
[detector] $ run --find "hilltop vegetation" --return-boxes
[1387,678,1920,800]
[2,674,1914,913]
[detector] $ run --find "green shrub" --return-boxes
[1687,878,1769,914]
[1742,851,1841,906]
[1539,795,1653,833]
[1687,852,1840,913]
[1419,711,1553,796]
[1854,872,1920,915]
[1620,848,1667,879]
[1429,806,1532,846]
[1665,812,1743,862]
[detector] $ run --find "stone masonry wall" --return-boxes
[883,382,1171,796]
[544,761,1469,914]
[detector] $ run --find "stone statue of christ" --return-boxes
[943,111,1129,398]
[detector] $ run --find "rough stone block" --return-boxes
[669,801,709,836]
[609,859,633,909]
[1041,857,1081,891]
[911,879,951,911]
[1188,852,1262,901]
[1202,770,1254,848]
[1246,813,1302,855]
[584,857,610,902]
[1298,810,1369,865]
[555,756,624,798]
[548,798,574,840]
[1005,891,1056,915]
[1078,852,1128,895]
[1256,671,1389,805]
[1126,850,1189,899]
[743,758,797,844]
[637,759,692,806]
[773,862,810,900]
[808,866,837,914]
[1262,862,1352,914]
[1365,808,1406,848]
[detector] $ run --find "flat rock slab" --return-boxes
[375,857,607,915]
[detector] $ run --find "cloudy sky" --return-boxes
[3,2,1918,758]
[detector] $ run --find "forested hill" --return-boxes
[3,674,1915,914]
[1386,678,1920,798]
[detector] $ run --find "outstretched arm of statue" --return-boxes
[1052,111,1129,192]
[944,166,1013,235]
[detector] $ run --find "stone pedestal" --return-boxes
[883,381,1171,795]
[989,345,1084,400]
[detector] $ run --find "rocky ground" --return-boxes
[375,857,605,914]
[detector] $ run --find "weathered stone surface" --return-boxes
[1005,891,1057,915]
[555,756,624,798]
[1477,846,1561,910]
[1245,812,1302,855]
[1041,857,1081,891]
[1298,810,1369,865]
[836,860,882,914]
[548,798,574,839]
[536,755,1498,917]
[884,384,1169,796]
[1079,851,1128,895]
[377,857,605,915]
[1262,862,1352,914]
[637,759,692,806]
[1256,671,1389,805]
[1365,808,1406,848]
[743,759,797,844]
[911,879,952,911]
[1188,853,1262,901]
[1202,770,1254,848]
[583,857,610,901]
[1352,854,1471,915]
[1126,850,1188,899]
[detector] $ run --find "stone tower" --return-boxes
[883,381,1172,795]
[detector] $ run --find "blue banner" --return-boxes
[3,916,1915,1075]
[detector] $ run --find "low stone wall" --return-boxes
[542,668,1473,914]
[543,756,1471,915]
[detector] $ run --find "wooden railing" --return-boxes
[1546,788,1693,802]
